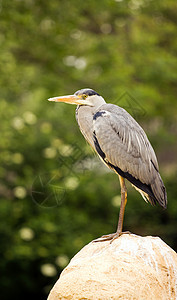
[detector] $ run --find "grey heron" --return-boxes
[48,88,167,241]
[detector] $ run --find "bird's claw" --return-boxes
[92,231,131,244]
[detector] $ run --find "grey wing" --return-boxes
[92,104,167,208]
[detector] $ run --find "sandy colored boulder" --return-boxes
[48,234,177,300]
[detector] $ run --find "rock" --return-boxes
[48,234,177,300]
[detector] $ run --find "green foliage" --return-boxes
[0,0,177,298]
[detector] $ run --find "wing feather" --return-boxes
[93,104,158,185]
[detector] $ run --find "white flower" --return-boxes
[14,186,27,199]
[40,264,57,277]
[19,227,34,241]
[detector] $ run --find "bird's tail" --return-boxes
[149,173,167,209]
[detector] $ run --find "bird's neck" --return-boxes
[75,97,106,148]
[90,96,106,109]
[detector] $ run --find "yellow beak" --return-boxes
[48,94,89,106]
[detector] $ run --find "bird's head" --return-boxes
[48,88,105,107]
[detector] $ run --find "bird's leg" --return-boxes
[93,175,130,243]
[116,175,127,235]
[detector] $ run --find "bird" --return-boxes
[48,88,167,241]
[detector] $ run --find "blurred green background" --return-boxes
[1,0,177,298]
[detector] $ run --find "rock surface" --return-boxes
[48,234,177,300]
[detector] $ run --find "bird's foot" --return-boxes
[93,231,131,244]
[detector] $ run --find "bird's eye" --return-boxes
[83,94,87,99]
